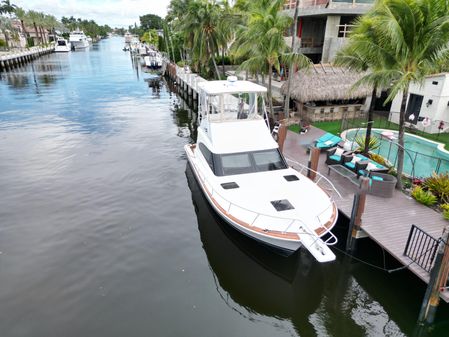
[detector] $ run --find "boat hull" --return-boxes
[55,46,71,52]
[185,145,302,254]
[71,41,89,49]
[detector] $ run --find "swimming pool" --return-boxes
[343,129,449,178]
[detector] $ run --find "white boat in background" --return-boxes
[144,50,162,69]
[87,36,93,45]
[124,32,132,43]
[138,44,148,56]
[184,79,340,262]
[69,30,89,50]
[55,38,71,52]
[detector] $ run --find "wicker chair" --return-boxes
[325,147,346,165]
[369,172,397,198]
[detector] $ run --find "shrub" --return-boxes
[443,210,449,220]
[411,186,437,206]
[369,153,389,167]
[176,60,186,67]
[0,39,6,48]
[423,173,449,203]
[440,203,449,211]
[355,135,380,152]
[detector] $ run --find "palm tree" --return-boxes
[283,0,300,121]
[179,0,223,78]
[0,16,13,48]
[335,0,449,189]
[26,10,42,45]
[14,7,29,45]
[233,0,310,116]
[0,0,16,16]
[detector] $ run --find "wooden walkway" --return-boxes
[283,127,449,302]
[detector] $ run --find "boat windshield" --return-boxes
[57,40,66,46]
[214,149,287,176]
[199,91,266,122]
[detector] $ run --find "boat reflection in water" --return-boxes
[186,163,324,335]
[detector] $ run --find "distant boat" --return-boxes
[55,38,71,52]
[144,50,162,69]
[124,32,132,43]
[69,30,90,50]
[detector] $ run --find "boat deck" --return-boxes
[283,126,449,302]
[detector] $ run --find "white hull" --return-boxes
[186,145,304,253]
[55,45,71,52]
[71,40,89,49]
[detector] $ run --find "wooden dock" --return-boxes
[283,126,449,302]
[165,64,207,99]
[0,46,54,72]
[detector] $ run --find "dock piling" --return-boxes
[346,176,370,253]
[418,225,449,324]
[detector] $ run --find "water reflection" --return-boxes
[171,89,198,142]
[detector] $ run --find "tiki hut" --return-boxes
[281,64,372,122]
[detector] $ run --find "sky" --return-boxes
[13,0,171,28]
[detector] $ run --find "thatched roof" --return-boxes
[281,64,372,102]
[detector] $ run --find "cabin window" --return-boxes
[432,81,438,85]
[215,149,288,176]
[199,143,214,171]
[253,150,287,171]
[220,153,253,175]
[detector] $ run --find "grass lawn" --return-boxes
[289,118,449,150]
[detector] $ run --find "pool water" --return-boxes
[345,129,449,178]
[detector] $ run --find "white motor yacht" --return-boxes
[69,30,89,50]
[185,79,339,262]
[55,38,71,52]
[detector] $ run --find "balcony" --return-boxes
[283,0,373,16]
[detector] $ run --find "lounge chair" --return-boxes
[315,133,342,151]
[355,154,389,174]
[342,154,365,172]
[326,147,347,165]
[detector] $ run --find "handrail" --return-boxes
[192,150,337,238]
[285,156,342,199]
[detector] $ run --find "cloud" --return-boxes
[13,0,170,28]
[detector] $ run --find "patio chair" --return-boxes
[315,133,342,151]
[325,147,346,165]
[342,154,364,172]
[368,172,397,198]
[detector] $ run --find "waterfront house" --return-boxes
[389,73,449,134]
[282,0,374,63]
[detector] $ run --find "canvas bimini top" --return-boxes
[197,80,267,95]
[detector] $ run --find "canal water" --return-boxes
[0,37,448,337]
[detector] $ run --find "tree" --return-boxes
[283,0,300,121]
[0,16,13,48]
[179,0,223,78]
[335,0,449,189]
[139,14,163,30]
[0,0,16,16]
[141,29,159,46]
[14,7,28,44]
[232,0,310,116]
[26,10,42,45]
